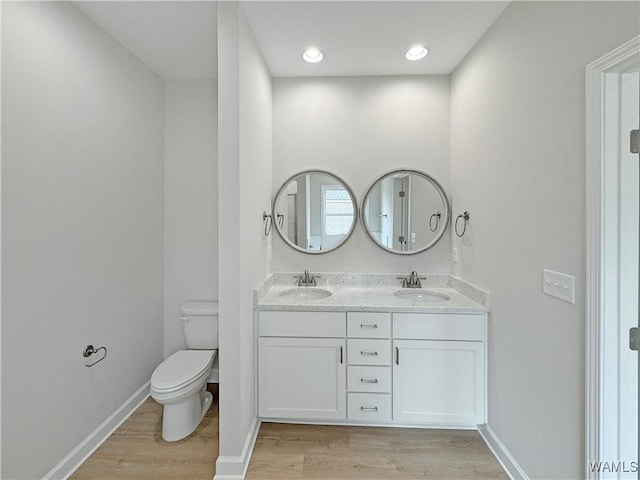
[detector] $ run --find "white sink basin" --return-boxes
[393,290,451,303]
[279,288,332,300]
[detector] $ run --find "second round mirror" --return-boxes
[362,169,450,254]
[273,170,357,254]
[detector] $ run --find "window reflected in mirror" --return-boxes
[273,171,357,254]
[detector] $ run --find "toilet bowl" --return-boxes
[151,349,216,441]
[150,301,219,442]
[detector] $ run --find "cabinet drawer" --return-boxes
[393,313,485,341]
[348,366,391,393]
[259,311,346,338]
[347,339,391,365]
[347,312,391,338]
[348,393,391,421]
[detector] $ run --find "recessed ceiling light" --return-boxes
[405,46,428,61]
[303,48,324,63]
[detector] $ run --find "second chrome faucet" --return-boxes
[398,270,426,288]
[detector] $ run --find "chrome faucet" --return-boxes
[397,270,426,288]
[294,269,319,287]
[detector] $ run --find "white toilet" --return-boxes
[150,301,218,442]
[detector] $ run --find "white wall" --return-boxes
[0,2,4,472]
[238,2,273,441]
[273,75,450,273]
[164,80,218,357]
[217,2,272,475]
[1,2,164,479]
[450,2,640,478]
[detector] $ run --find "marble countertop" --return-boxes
[255,273,489,314]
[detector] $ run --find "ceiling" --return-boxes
[74,1,218,80]
[74,1,509,80]
[243,1,509,77]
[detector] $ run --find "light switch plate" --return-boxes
[542,268,575,304]
[452,247,459,264]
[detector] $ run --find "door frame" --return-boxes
[586,34,640,479]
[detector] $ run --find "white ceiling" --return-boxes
[74,1,218,80]
[73,1,509,79]
[243,1,509,77]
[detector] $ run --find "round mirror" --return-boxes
[361,169,450,255]
[273,170,357,254]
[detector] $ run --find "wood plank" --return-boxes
[72,389,506,480]
[71,385,218,480]
[246,423,508,480]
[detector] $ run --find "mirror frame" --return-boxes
[272,169,358,255]
[360,168,451,255]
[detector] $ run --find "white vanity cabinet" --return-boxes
[258,311,346,420]
[257,308,486,428]
[392,313,486,426]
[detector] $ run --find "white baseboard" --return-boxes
[478,424,528,480]
[214,417,261,480]
[42,382,150,480]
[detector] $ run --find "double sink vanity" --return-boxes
[258,167,489,431]
[254,272,490,430]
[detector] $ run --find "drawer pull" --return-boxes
[360,351,378,356]
[340,346,343,364]
[360,406,379,412]
[360,378,378,384]
[360,323,378,329]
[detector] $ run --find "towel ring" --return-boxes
[262,211,273,236]
[429,211,441,232]
[276,213,285,228]
[455,211,470,237]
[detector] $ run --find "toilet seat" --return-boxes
[151,350,215,394]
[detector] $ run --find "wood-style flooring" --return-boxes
[72,386,507,480]
[247,422,508,480]
[71,385,218,480]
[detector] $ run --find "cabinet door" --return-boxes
[392,340,485,426]
[259,337,346,420]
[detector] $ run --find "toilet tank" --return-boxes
[180,301,219,350]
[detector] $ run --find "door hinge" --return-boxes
[630,327,640,351]
[631,129,639,154]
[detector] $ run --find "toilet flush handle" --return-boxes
[180,316,189,323]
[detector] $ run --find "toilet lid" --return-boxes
[151,350,214,392]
